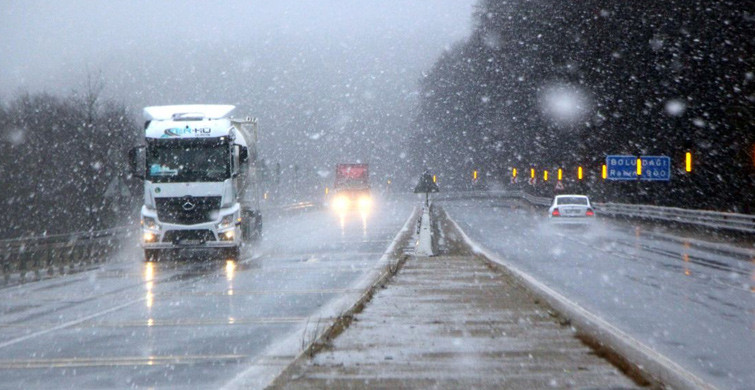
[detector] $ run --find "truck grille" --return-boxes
[162,230,216,244]
[156,196,221,224]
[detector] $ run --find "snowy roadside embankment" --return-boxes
[268,206,647,389]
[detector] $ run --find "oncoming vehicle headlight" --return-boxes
[357,196,372,212]
[332,195,350,212]
[218,214,235,229]
[142,216,159,231]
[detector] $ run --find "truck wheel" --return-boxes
[144,249,160,262]
[241,210,256,241]
[244,218,254,241]
[253,214,263,240]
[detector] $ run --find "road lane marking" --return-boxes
[0,298,143,350]
[257,251,386,262]
[0,354,248,369]
[0,316,328,330]
[133,288,362,298]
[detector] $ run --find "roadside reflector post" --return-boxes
[414,171,440,256]
[414,170,440,207]
[636,158,642,176]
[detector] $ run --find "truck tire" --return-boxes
[144,249,160,262]
[254,214,262,238]
[253,212,262,240]
[242,210,262,242]
[241,210,255,241]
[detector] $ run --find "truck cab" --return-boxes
[130,105,261,261]
[331,163,372,214]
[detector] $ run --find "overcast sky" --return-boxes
[1,1,475,96]
[1,0,477,190]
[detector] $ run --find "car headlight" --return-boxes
[218,214,235,229]
[332,195,350,212]
[142,216,159,231]
[357,196,372,212]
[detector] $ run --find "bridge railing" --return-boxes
[0,226,135,285]
[434,190,755,234]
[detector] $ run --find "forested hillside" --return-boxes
[0,83,138,238]
[413,0,753,212]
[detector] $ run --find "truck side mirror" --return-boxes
[231,145,241,178]
[128,146,146,179]
[239,146,249,163]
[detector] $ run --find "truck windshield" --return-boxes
[146,139,230,183]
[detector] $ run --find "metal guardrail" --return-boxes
[518,191,552,206]
[435,190,755,234]
[278,201,318,212]
[263,200,321,217]
[595,203,755,234]
[435,190,551,205]
[0,226,134,285]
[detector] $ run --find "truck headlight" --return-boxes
[142,216,159,231]
[220,230,235,241]
[218,214,235,229]
[332,195,350,213]
[143,231,158,243]
[357,196,372,212]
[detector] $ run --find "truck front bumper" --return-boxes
[141,206,241,249]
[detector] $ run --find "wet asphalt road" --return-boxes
[0,198,415,389]
[1,194,751,389]
[444,197,754,390]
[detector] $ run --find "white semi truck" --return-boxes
[129,105,262,261]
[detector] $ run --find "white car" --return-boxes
[548,195,596,225]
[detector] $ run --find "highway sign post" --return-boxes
[606,155,671,181]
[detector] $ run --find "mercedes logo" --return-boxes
[182,197,196,211]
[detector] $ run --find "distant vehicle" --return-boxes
[331,163,372,214]
[129,105,263,261]
[548,195,595,225]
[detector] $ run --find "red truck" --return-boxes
[331,163,372,213]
